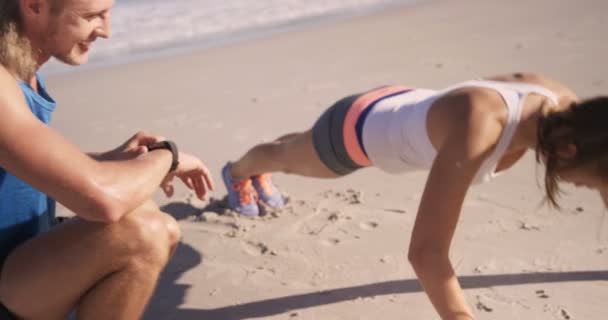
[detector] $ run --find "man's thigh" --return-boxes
[0,217,135,319]
[0,219,127,318]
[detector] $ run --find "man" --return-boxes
[0,0,214,319]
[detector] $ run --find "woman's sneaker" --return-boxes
[222,163,259,217]
[252,174,285,209]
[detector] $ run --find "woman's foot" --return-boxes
[252,174,285,209]
[222,163,259,217]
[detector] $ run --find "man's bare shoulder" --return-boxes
[0,65,28,114]
[0,64,36,156]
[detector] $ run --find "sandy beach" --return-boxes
[46,0,608,319]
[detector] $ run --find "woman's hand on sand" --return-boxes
[160,152,215,200]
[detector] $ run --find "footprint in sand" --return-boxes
[321,238,341,246]
[241,241,273,257]
[359,221,379,230]
[474,295,493,313]
[560,309,573,320]
[542,304,573,320]
[536,290,550,299]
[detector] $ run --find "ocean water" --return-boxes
[44,0,419,73]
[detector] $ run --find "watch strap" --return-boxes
[147,140,179,172]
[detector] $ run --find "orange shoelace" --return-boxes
[231,179,257,205]
[255,174,275,195]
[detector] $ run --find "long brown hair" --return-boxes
[0,0,37,80]
[536,97,608,207]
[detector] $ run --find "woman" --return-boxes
[221,72,607,319]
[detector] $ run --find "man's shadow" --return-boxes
[145,202,608,320]
[143,241,202,320]
[143,202,207,320]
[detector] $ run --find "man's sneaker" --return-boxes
[222,163,259,217]
[252,174,285,209]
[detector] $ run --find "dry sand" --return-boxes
[47,0,608,319]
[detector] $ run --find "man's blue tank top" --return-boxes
[0,73,56,263]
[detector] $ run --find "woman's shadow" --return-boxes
[144,201,608,320]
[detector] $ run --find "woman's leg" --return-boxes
[230,130,338,180]
[222,94,365,215]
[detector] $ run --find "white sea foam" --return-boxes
[44,0,418,73]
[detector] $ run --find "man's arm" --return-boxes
[86,131,166,162]
[0,66,172,223]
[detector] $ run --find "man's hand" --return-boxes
[93,131,164,161]
[160,152,214,200]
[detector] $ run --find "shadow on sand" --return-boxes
[145,202,608,320]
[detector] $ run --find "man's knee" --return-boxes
[118,204,181,268]
[142,200,181,246]
[163,213,181,251]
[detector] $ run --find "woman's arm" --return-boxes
[408,92,503,319]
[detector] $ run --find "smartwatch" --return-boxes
[147,140,179,172]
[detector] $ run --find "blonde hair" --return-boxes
[0,0,38,80]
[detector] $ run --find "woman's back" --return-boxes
[362,73,572,183]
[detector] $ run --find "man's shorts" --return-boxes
[0,303,16,320]
[0,259,16,320]
[0,261,17,320]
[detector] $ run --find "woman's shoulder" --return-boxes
[429,85,506,150]
[484,72,579,103]
[484,72,544,83]
[437,82,509,121]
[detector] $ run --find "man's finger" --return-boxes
[201,167,215,191]
[193,175,206,200]
[162,183,174,197]
[136,146,148,155]
[180,176,194,190]
[160,175,175,197]
[139,135,166,147]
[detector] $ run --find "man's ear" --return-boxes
[556,143,578,160]
[21,0,44,17]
